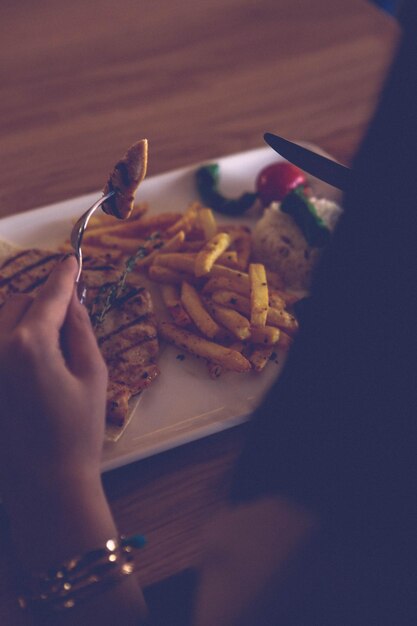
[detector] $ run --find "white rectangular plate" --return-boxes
[0,147,288,472]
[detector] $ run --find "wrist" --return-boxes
[6,471,117,573]
[3,462,100,518]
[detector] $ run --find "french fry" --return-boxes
[159,283,180,308]
[209,265,251,290]
[82,212,181,249]
[217,250,239,268]
[230,341,245,353]
[249,326,281,346]
[89,234,152,253]
[177,240,205,252]
[206,301,251,341]
[184,225,205,242]
[270,290,304,307]
[277,330,294,351]
[202,276,250,297]
[247,346,273,372]
[165,202,200,236]
[194,232,232,277]
[148,265,194,285]
[85,203,149,231]
[128,211,183,236]
[159,284,193,327]
[83,213,119,230]
[232,230,251,270]
[207,361,223,379]
[86,231,184,271]
[181,281,220,339]
[135,230,186,269]
[81,227,120,244]
[268,291,287,310]
[249,263,269,328]
[204,289,298,335]
[198,207,218,240]
[266,307,299,334]
[158,322,251,372]
[158,230,187,253]
[86,211,181,242]
[153,252,196,274]
[210,289,251,313]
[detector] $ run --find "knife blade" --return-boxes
[263,132,352,192]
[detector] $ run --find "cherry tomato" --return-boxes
[256,162,308,206]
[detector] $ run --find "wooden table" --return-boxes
[0,0,399,617]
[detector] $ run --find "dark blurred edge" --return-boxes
[370,0,403,17]
[143,568,198,626]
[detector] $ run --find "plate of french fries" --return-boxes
[0,146,303,472]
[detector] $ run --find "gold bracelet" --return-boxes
[18,535,145,612]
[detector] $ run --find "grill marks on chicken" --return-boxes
[0,250,62,304]
[0,250,160,433]
[92,285,160,426]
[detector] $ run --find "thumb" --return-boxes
[24,255,78,331]
[62,291,108,382]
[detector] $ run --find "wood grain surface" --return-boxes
[0,0,398,217]
[0,0,399,619]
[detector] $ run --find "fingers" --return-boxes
[24,255,78,330]
[1,256,106,385]
[0,294,33,335]
[62,291,108,382]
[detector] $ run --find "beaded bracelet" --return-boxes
[18,534,146,613]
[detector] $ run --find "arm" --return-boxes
[0,256,147,625]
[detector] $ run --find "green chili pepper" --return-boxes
[195,163,257,216]
[281,187,330,248]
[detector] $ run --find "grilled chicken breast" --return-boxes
[89,276,160,428]
[0,248,160,437]
[101,139,148,220]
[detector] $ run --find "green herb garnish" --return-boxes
[196,163,257,216]
[281,187,330,248]
[90,233,160,326]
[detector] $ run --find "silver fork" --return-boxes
[70,190,115,297]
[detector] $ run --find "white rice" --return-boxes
[251,197,342,291]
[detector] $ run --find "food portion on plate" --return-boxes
[0,248,62,301]
[82,256,160,440]
[77,200,300,379]
[101,138,148,219]
[251,189,342,291]
[67,149,342,404]
[0,138,156,441]
[0,246,160,441]
[196,159,343,291]
[0,141,343,446]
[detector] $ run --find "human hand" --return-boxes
[0,255,108,503]
[0,257,146,601]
